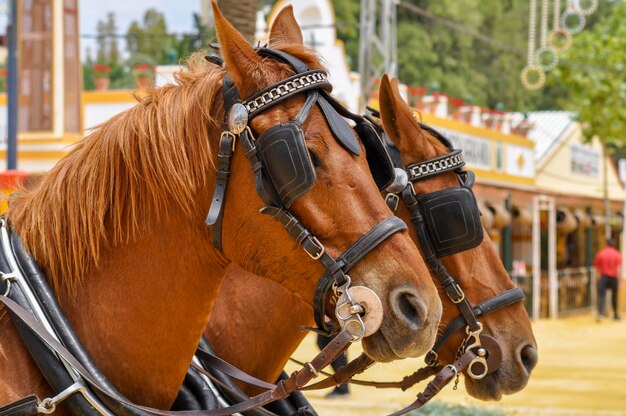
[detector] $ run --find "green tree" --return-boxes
[174,13,215,63]
[331,0,614,111]
[126,9,176,65]
[332,0,360,70]
[96,12,120,65]
[554,2,626,148]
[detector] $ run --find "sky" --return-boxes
[80,0,201,60]
[0,1,202,60]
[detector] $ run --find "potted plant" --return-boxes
[93,64,112,91]
[133,63,155,90]
[0,69,6,93]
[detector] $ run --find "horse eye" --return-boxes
[308,149,321,168]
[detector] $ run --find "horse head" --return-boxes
[378,75,538,400]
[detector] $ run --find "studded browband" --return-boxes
[406,149,464,181]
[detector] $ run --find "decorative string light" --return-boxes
[521,0,546,90]
[574,0,598,16]
[521,0,597,90]
[561,0,585,34]
[549,0,572,52]
[536,0,559,71]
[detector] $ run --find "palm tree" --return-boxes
[218,0,258,44]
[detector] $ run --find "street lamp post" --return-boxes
[7,0,18,170]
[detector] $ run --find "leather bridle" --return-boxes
[377,115,525,379]
[206,47,406,341]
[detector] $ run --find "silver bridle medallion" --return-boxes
[228,103,249,135]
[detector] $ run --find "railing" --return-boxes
[510,266,594,318]
[510,272,533,315]
[557,266,594,315]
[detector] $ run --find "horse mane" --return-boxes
[6,45,321,298]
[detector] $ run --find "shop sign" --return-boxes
[439,128,492,170]
[570,143,599,177]
[619,159,626,183]
[506,145,535,178]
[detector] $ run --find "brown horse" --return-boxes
[0,3,441,412]
[205,23,537,401]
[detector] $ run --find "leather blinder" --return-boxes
[353,121,396,191]
[256,123,316,208]
[416,186,483,257]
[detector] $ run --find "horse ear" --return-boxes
[212,0,263,92]
[269,5,303,46]
[379,75,423,153]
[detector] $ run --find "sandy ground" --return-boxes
[284,314,626,416]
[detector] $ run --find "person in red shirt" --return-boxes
[593,238,623,321]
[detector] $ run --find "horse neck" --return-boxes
[206,265,313,392]
[58,214,227,407]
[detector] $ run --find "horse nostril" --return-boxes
[391,289,425,330]
[520,344,538,374]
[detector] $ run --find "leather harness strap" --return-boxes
[0,396,40,416]
[427,287,525,360]
[193,348,276,391]
[205,77,239,251]
[386,350,477,416]
[0,294,352,416]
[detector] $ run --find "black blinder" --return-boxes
[256,122,316,208]
[416,186,483,257]
[353,121,396,191]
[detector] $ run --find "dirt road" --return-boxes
[285,314,626,416]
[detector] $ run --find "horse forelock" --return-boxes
[4,45,324,300]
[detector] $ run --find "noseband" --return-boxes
[206,48,403,341]
[376,116,525,379]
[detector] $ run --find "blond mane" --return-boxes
[7,54,223,297]
[6,46,320,298]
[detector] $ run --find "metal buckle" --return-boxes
[304,236,325,260]
[385,193,400,211]
[450,283,466,304]
[306,362,319,377]
[0,271,17,297]
[425,350,439,367]
[219,131,236,152]
[443,363,458,378]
